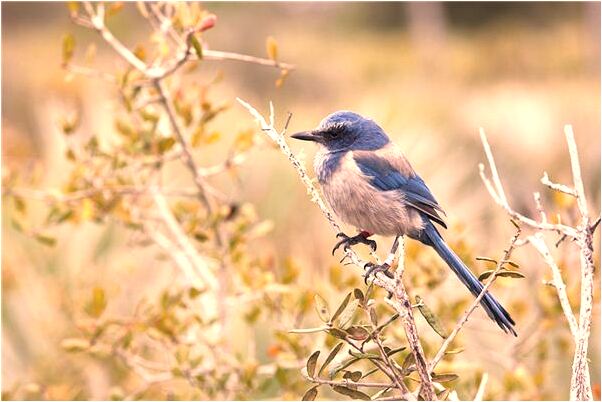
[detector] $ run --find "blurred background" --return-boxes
[2,2,600,400]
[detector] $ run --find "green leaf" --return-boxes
[385,346,407,357]
[496,270,525,279]
[328,328,348,340]
[444,348,464,355]
[188,287,204,299]
[336,299,359,329]
[61,337,90,352]
[369,306,378,326]
[346,326,370,341]
[415,295,448,339]
[349,351,380,360]
[331,385,370,400]
[476,256,497,264]
[318,342,343,376]
[479,269,525,282]
[329,357,360,379]
[314,294,330,323]
[402,353,416,372]
[157,137,176,154]
[353,288,364,303]
[34,233,57,247]
[431,373,459,383]
[343,370,362,382]
[85,287,107,318]
[504,260,520,268]
[330,292,351,325]
[302,386,318,401]
[478,270,495,281]
[62,33,75,65]
[306,350,320,378]
[190,35,203,59]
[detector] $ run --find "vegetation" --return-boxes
[2,2,599,401]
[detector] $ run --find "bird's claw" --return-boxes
[363,262,393,284]
[332,232,377,256]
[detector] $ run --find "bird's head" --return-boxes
[291,111,389,152]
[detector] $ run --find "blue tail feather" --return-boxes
[417,222,517,336]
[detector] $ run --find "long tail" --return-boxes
[419,222,517,336]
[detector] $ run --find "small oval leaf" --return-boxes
[343,370,362,382]
[337,299,359,329]
[431,373,459,383]
[328,328,348,340]
[332,385,370,400]
[314,294,330,323]
[415,296,448,339]
[306,350,320,378]
[346,326,370,341]
[497,270,525,279]
[330,292,351,325]
[302,386,318,401]
[318,342,343,376]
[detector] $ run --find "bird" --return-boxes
[291,111,517,336]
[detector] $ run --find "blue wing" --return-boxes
[353,151,447,229]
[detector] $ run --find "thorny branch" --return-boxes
[479,126,596,401]
[237,99,436,400]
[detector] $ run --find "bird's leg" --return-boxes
[332,230,377,255]
[364,236,401,284]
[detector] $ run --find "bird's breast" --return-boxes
[315,152,423,236]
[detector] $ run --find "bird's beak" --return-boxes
[291,130,322,143]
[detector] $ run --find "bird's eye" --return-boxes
[327,127,343,139]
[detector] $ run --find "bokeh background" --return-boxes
[2,2,600,400]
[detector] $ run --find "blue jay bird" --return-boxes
[291,111,517,336]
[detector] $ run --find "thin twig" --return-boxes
[473,372,488,401]
[527,233,579,338]
[150,188,218,290]
[479,129,578,238]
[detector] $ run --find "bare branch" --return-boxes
[541,172,577,197]
[150,188,218,290]
[154,80,213,213]
[473,372,488,402]
[480,125,595,401]
[203,49,295,71]
[479,129,578,238]
[527,234,579,338]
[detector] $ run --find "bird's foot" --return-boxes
[332,231,377,255]
[363,262,394,284]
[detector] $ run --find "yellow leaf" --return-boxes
[80,198,94,221]
[67,2,79,16]
[85,287,107,318]
[266,36,278,61]
[234,129,255,152]
[62,33,75,66]
[204,131,221,144]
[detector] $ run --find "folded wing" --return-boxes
[353,149,447,229]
